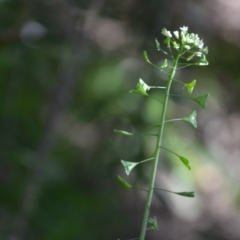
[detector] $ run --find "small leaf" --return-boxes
[143,51,151,64]
[172,41,179,49]
[162,59,168,68]
[184,79,196,94]
[129,78,150,96]
[155,38,160,51]
[182,110,197,128]
[186,53,195,61]
[114,129,134,136]
[177,155,191,170]
[192,94,209,108]
[175,191,195,197]
[159,146,191,170]
[164,37,171,48]
[147,216,158,231]
[154,187,195,198]
[117,175,132,189]
[121,160,138,175]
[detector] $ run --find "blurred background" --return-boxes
[1,0,240,240]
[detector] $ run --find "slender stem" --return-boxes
[139,158,154,164]
[168,41,174,59]
[149,95,163,104]
[164,118,182,123]
[160,48,171,57]
[150,86,166,89]
[159,146,178,156]
[142,133,158,136]
[132,188,148,192]
[177,64,194,69]
[146,124,161,132]
[139,50,182,240]
[134,132,158,137]
[169,94,191,99]
[154,187,176,194]
[148,62,163,71]
[162,70,170,76]
[173,79,185,85]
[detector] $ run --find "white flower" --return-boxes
[196,52,202,57]
[198,40,204,49]
[184,45,191,50]
[186,37,194,44]
[173,31,179,39]
[180,26,188,32]
[161,28,172,38]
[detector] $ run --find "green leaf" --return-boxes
[186,53,195,61]
[162,59,168,68]
[143,51,151,64]
[154,187,194,198]
[164,37,171,48]
[159,146,191,170]
[182,110,197,128]
[147,216,158,231]
[121,160,138,175]
[175,191,195,197]
[114,129,133,136]
[184,79,196,94]
[155,38,160,51]
[129,78,150,96]
[117,175,132,189]
[177,155,191,170]
[192,94,209,108]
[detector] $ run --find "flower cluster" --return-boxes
[161,26,208,65]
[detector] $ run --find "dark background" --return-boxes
[1,1,240,240]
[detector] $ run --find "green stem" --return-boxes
[159,145,179,157]
[173,79,185,85]
[148,62,164,71]
[139,158,154,164]
[132,187,148,192]
[164,118,182,123]
[150,86,166,89]
[169,94,191,99]
[139,50,182,240]
[149,95,163,104]
[154,187,176,194]
[143,133,158,137]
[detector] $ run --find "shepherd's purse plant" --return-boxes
[115,26,209,240]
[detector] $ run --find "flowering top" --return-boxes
[160,26,208,66]
[161,28,172,38]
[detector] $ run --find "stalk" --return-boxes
[139,50,182,240]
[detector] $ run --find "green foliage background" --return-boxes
[1,1,240,240]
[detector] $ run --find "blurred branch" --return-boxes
[8,1,90,239]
